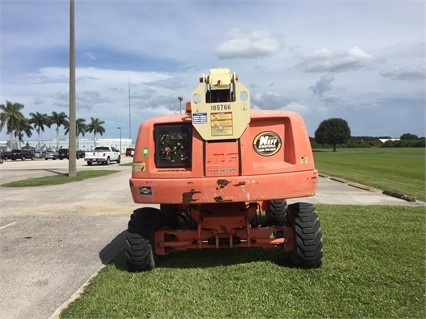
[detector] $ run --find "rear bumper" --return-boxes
[130,170,318,204]
[85,158,106,162]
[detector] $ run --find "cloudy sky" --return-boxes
[1,0,424,142]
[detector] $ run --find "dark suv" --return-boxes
[58,148,85,159]
[126,148,134,157]
[9,149,35,161]
[58,148,69,160]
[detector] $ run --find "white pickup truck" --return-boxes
[85,146,121,165]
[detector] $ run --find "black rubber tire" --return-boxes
[106,157,110,165]
[87,161,92,166]
[159,204,179,229]
[267,199,287,226]
[286,202,323,268]
[126,207,160,271]
[117,155,121,164]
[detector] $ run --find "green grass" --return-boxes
[61,205,425,319]
[1,170,119,187]
[314,148,425,201]
[119,162,133,167]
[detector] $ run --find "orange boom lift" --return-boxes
[128,68,323,271]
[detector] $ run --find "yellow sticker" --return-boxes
[300,156,309,164]
[211,112,233,136]
[132,162,146,172]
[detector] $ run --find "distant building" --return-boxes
[0,138,134,154]
[373,138,400,147]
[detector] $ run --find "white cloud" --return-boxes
[251,92,292,110]
[1,1,425,139]
[309,74,343,105]
[380,63,426,81]
[310,74,335,97]
[298,47,376,73]
[284,102,309,115]
[215,28,284,59]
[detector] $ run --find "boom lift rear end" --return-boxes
[128,68,323,271]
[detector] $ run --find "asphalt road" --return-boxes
[0,157,424,319]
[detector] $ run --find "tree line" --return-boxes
[312,118,425,150]
[0,100,106,150]
[1,100,424,151]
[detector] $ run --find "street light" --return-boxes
[117,127,122,154]
[68,0,76,177]
[178,96,183,114]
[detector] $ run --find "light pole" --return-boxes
[178,96,183,114]
[117,127,122,154]
[68,0,77,177]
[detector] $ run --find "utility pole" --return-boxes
[178,96,183,114]
[128,77,131,141]
[68,0,77,177]
[117,127,122,154]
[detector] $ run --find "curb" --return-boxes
[330,176,347,184]
[49,265,106,319]
[320,173,417,202]
[348,181,375,192]
[328,176,374,192]
[382,190,416,202]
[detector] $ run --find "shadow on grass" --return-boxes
[102,231,294,271]
[44,169,66,175]
[312,149,333,153]
[155,247,293,269]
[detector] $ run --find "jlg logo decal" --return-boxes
[253,132,282,156]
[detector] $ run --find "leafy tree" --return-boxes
[414,137,425,147]
[29,111,51,149]
[0,100,26,149]
[75,118,87,139]
[14,118,33,148]
[315,118,351,151]
[50,111,69,149]
[65,117,87,149]
[400,133,418,140]
[86,117,105,147]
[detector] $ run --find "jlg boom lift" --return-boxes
[128,68,323,271]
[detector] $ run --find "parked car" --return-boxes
[8,149,35,161]
[126,148,135,157]
[1,150,12,161]
[0,151,3,164]
[58,148,69,160]
[34,151,43,158]
[44,150,59,160]
[58,148,86,159]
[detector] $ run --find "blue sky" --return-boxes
[1,0,425,141]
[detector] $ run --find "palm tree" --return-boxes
[65,117,87,149]
[0,101,26,149]
[50,111,68,149]
[14,118,33,148]
[86,117,105,147]
[29,112,51,149]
